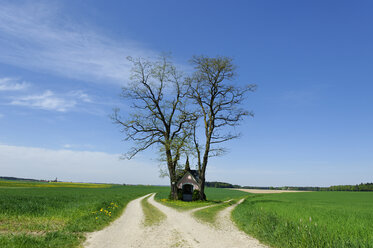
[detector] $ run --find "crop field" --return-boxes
[232,191,373,248]
[4,179,372,248]
[0,180,248,248]
[0,179,112,188]
[0,180,168,248]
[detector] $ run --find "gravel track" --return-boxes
[84,193,267,248]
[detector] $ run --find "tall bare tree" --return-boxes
[112,55,195,199]
[187,55,256,200]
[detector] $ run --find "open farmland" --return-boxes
[0,180,168,248]
[232,191,373,248]
[2,180,373,248]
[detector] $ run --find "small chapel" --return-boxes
[176,157,200,201]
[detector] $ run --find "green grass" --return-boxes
[232,191,373,248]
[193,198,239,224]
[155,187,249,210]
[0,180,169,248]
[0,180,252,247]
[141,194,166,226]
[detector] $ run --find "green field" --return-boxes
[0,180,247,248]
[232,191,373,248]
[3,179,373,248]
[154,187,249,210]
[0,180,168,248]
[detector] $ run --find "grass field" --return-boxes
[0,180,168,248]
[0,180,248,247]
[4,179,372,248]
[232,191,373,248]
[155,187,249,210]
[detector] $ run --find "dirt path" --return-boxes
[84,194,267,248]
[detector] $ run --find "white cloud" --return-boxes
[0,75,95,112]
[0,144,168,185]
[9,89,94,112]
[0,2,156,84]
[0,77,30,91]
[68,90,92,103]
[10,90,76,112]
[61,143,96,149]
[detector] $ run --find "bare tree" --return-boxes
[112,55,195,200]
[187,55,256,200]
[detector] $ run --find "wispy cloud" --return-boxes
[62,143,95,150]
[0,74,100,113]
[0,1,155,84]
[0,77,30,91]
[10,89,92,112]
[11,90,75,112]
[68,90,92,103]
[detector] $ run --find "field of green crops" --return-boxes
[0,180,169,248]
[232,191,373,248]
[0,179,248,248]
[3,178,373,248]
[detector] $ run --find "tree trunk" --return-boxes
[165,143,179,200]
[199,175,206,200]
[170,175,179,200]
[198,135,210,201]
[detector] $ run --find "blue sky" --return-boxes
[0,0,372,186]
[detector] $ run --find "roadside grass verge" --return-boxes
[0,181,169,248]
[232,192,373,248]
[193,199,239,225]
[141,194,166,226]
[155,188,249,211]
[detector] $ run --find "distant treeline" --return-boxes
[205,181,241,188]
[0,176,57,182]
[0,176,40,182]
[206,181,373,192]
[328,183,373,191]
